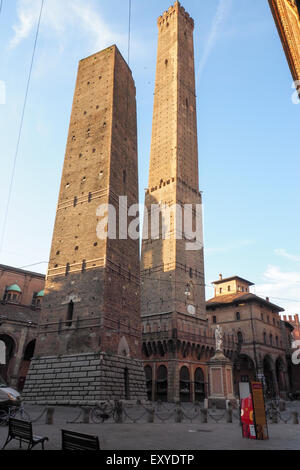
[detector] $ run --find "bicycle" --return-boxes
[91,403,114,424]
[0,403,31,426]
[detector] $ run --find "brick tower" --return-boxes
[141,2,210,403]
[23,46,147,405]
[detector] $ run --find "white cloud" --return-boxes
[255,265,300,315]
[196,0,232,82]
[9,0,126,51]
[275,249,300,263]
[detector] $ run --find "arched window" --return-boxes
[236,312,241,321]
[144,366,152,401]
[263,332,267,344]
[156,365,168,402]
[23,340,36,361]
[194,368,205,402]
[180,366,191,402]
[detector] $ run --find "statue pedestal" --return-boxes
[208,350,236,410]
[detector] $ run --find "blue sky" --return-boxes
[0,0,299,315]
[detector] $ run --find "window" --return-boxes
[66,301,74,327]
[237,332,243,344]
[219,288,222,294]
[228,286,231,292]
[65,263,70,276]
[263,332,267,344]
[213,316,217,324]
[236,312,241,321]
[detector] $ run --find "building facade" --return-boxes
[269,0,300,94]
[23,45,147,405]
[282,314,300,392]
[207,275,291,398]
[0,265,45,390]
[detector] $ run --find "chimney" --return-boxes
[266,297,270,302]
[219,274,223,281]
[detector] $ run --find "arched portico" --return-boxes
[0,334,16,383]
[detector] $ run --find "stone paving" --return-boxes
[0,402,300,451]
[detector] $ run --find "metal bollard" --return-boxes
[115,401,123,424]
[147,407,155,423]
[292,412,299,425]
[200,409,208,424]
[45,407,55,425]
[272,410,278,424]
[175,407,183,423]
[279,400,286,412]
[82,407,90,424]
[226,409,233,424]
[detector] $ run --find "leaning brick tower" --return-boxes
[23,46,147,405]
[141,1,206,319]
[141,2,208,403]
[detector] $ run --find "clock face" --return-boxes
[187,304,196,315]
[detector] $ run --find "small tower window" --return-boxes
[65,263,70,276]
[66,301,74,327]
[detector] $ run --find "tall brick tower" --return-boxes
[141,1,205,319]
[141,2,210,403]
[23,46,147,405]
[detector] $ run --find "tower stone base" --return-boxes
[22,352,147,405]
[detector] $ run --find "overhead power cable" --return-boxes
[128,0,132,66]
[0,0,45,256]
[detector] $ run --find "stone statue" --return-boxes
[215,325,223,351]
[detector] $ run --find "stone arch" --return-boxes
[156,365,168,402]
[194,367,205,402]
[263,355,276,398]
[0,334,16,383]
[233,353,256,395]
[275,356,287,393]
[144,365,153,401]
[180,366,191,402]
[118,336,130,358]
[18,339,37,391]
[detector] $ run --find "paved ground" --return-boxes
[0,403,300,451]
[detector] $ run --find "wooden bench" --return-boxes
[61,429,100,451]
[2,418,49,450]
